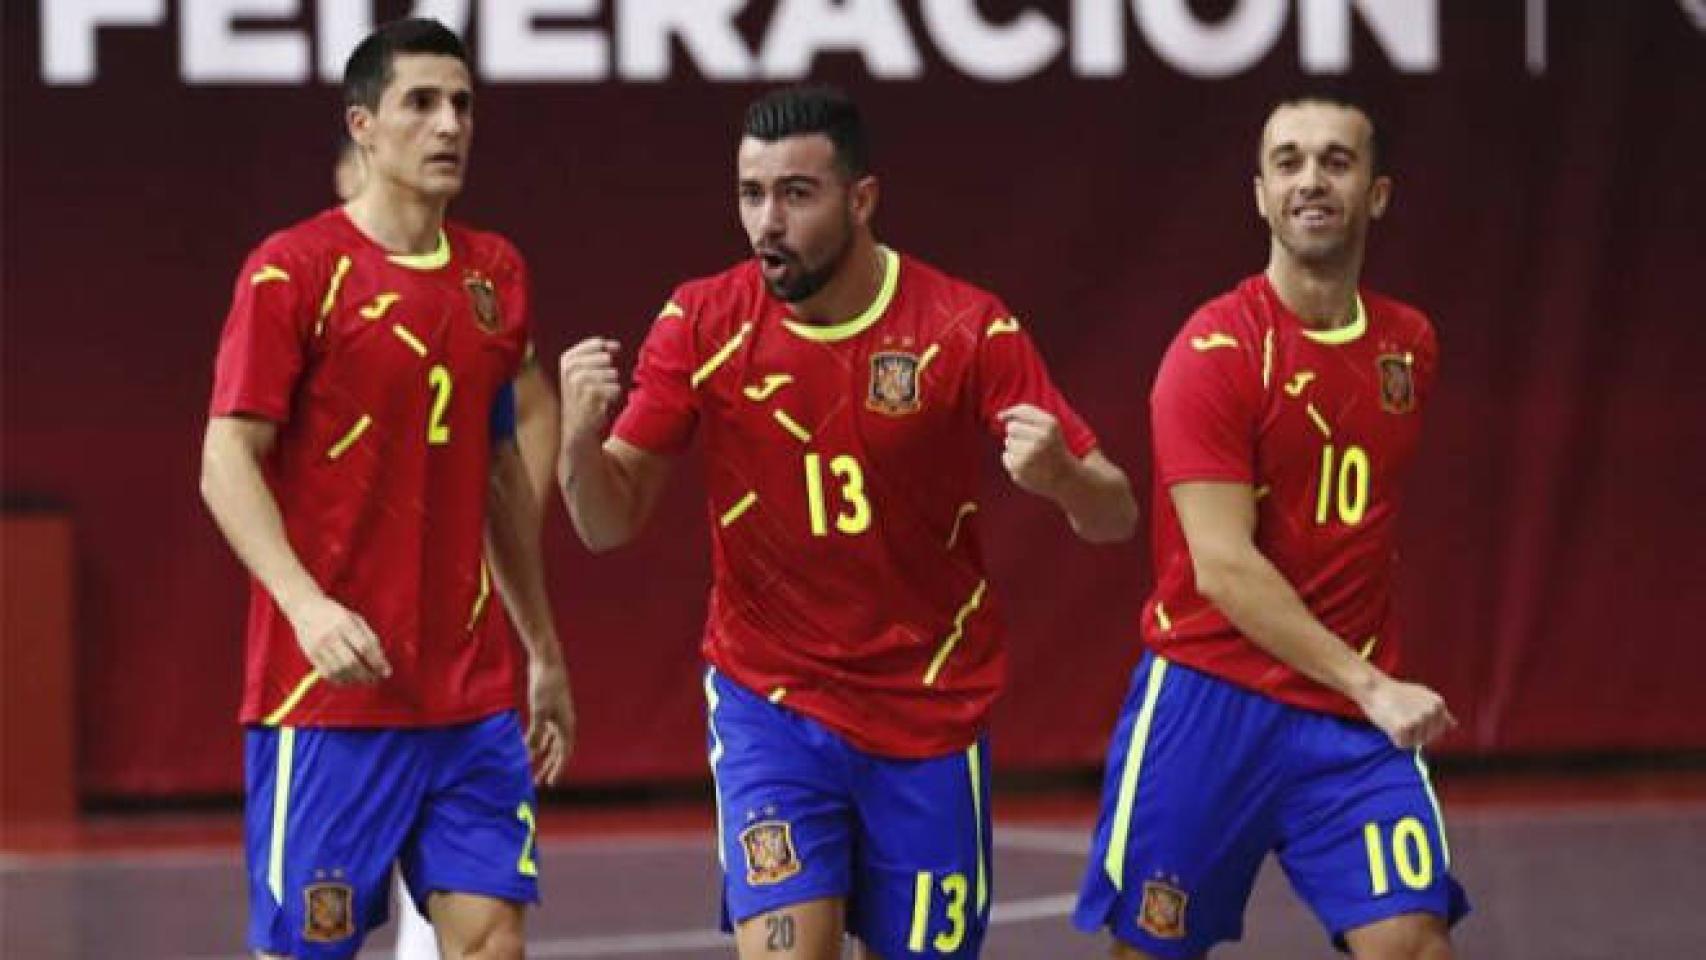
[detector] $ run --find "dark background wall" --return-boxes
[3,1,1703,798]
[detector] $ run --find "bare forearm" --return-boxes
[486,447,562,664]
[1196,550,1382,702]
[1046,455,1139,544]
[557,435,645,552]
[199,435,322,614]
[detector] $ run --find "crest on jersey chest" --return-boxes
[462,270,501,333]
[867,351,922,416]
[1376,352,1416,414]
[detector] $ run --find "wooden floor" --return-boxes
[3,772,1704,959]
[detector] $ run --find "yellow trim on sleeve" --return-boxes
[1153,602,1172,632]
[391,324,428,357]
[782,246,899,342]
[250,264,291,285]
[387,231,450,270]
[772,410,812,444]
[923,580,988,686]
[267,726,296,902]
[326,415,372,460]
[768,687,788,704]
[1360,636,1379,659]
[466,559,490,631]
[1189,332,1239,352]
[658,300,685,320]
[719,491,759,527]
[1306,402,1332,438]
[263,673,320,727]
[692,322,752,388]
[945,502,978,549]
[1300,294,1367,345]
[984,317,1021,338]
[1262,327,1275,389]
[1104,656,1169,890]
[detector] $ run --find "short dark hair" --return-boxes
[1262,93,1383,175]
[343,18,469,111]
[743,86,870,179]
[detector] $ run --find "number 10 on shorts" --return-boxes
[1363,816,1434,896]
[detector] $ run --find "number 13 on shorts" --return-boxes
[909,870,969,953]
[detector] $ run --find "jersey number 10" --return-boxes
[1315,443,1370,526]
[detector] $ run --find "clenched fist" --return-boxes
[558,338,623,447]
[998,404,1073,496]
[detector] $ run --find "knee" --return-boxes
[459,927,525,960]
[1348,914,1453,960]
[1111,942,1199,960]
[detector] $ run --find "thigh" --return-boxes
[734,896,846,960]
[399,712,540,911]
[1276,719,1470,951]
[244,724,427,959]
[707,669,857,930]
[847,735,992,959]
[427,891,526,959]
[1073,654,1289,959]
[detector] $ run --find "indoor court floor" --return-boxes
[3,773,1703,959]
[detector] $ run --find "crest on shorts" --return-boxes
[1376,353,1416,414]
[1138,879,1188,940]
[739,819,802,886]
[867,351,922,416]
[303,880,355,942]
[464,271,501,334]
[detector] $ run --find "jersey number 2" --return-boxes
[427,365,453,445]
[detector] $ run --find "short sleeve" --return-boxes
[1149,319,1262,486]
[974,310,1097,457]
[208,240,315,423]
[611,293,700,454]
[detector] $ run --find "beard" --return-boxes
[761,215,856,303]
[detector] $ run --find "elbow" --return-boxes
[1190,551,1244,606]
[1074,490,1140,545]
[570,515,633,554]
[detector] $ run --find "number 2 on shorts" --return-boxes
[516,802,538,877]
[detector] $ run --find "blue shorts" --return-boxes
[704,668,993,958]
[1075,652,1470,957]
[244,711,540,959]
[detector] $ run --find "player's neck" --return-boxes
[1265,249,1363,331]
[787,236,884,327]
[343,184,449,257]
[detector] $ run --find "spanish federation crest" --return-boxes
[740,819,802,886]
[303,881,355,942]
[1138,879,1188,940]
[463,270,501,334]
[867,351,922,416]
[1376,352,1416,414]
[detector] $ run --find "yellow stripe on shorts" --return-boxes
[1103,656,1169,890]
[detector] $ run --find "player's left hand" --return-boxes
[998,404,1073,496]
[525,657,576,786]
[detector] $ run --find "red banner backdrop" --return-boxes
[4,2,1704,797]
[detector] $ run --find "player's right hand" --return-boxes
[286,594,391,686]
[557,338,623,446]
[1360,678,1456,749]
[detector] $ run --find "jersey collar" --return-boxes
[781,246,900,343]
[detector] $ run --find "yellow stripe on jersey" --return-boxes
[985,317,1021,338]
[772,410,812,444]
[467,559,490,631]
[720,491,758,528]
[657,300,685,320]
[783,246,899,342]
[768,687,788,704]
[1104,656,1169,890]
[945,501,978,549]
[387,231,450,271]
[317,255,353,336]
[392,324,428,357]
[1307,402,1333,438]
[326,415,372,460]
[1254,485,1272,500]
[1262,327,1275,389]
[250,264,291,285]
[267,726,296,902]
[263,672,319,727]
[1153,602,1172,632]
[968,741,988,912]
[917,343,942,374]
[923,580,988,686]
[1300,294,1368,345]
[692,322,752,388]
[1360,636,1379,659]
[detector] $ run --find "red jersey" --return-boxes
[1144,274,1437,718]
[210,208,530,727]
[613,249,1097,758]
